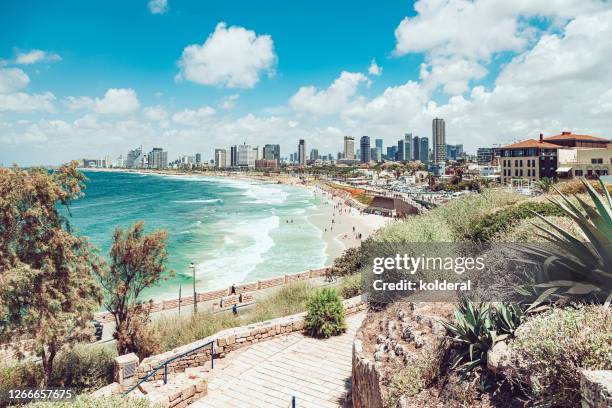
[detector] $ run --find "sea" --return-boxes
[67,170,328,300]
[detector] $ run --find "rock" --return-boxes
[394,344,405,356]
[374,351,386,362]
[430,321,446,336]
[376,334,386,344]
[413,335,425,349]
[396,394,410,408]
[487,341,512,375]
[388,329,399,340]
[401,326,415,342]
[388,350,397,360]
[387,320,397,333]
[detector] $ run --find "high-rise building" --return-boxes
[237,143,255,168]
[310,149,319,161]
[396,139,405,161]
[126,146,143,168]
[420,138,430,164]
[343,136,355,160]
[375,139,383,162]
[195,153,202,164]
[253,146,260,161]
[214,149,227,168]
[298,139,306,165]
[432,118,446,163]
[230,145,238,167]
[148,147,168,169]
[404,133,413,161]
[386,146,397,161]
[446,144,464,161]
[360,136,371,163]
[371,147,381,162]
[263,144,280,164]
[477,147,501,164]
[412,136,420,161]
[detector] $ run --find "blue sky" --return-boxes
[1,0,611,165]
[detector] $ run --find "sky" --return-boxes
[1,0,612,166]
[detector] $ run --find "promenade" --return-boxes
[189,312,365,408]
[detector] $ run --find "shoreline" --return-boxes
[81,167,389,286]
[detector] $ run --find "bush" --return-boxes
[304,288,346,338]
[27,395,154,408]
[509,305,612,407]
[466,201,565,242]
[338,273,363,299]
[0,360,43,391]
[0,344,116,396]
[50,344,116,391]
[331,247,367,277]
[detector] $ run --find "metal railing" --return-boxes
[124,340,215,395]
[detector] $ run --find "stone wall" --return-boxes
[93,267,330,324]
[134,296,366,383]
[351,339,384,408]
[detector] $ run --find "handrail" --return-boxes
[124,340,215,395]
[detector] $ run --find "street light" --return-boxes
[190,262,197,314]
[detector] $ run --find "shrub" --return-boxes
[304,288,346,338]
[466,201,565,242]
[509,305,612,407]
[331,247,367,277]
[338,273,362,299]
[26,395,155,408]
[0,360,43,391]
[50,344,116,391]
[0,344,117,396]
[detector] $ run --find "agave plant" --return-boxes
[441,298,496,374]
[442,299,525,374]
[515,177,612,307]
[536,177,555,193]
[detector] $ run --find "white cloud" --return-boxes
[143,105,169,121]
[393,0,609,94]
[368,59,383,76]
[64,88,140,114]
[176,22,277,89]
[0,92,55,112]
[148,0,168,14]
[0,68,30,93]
[15,49,62,65]
[94,88,140,114]
[289,71,369,115]
[220,94,240,109]
[172,106,216,126]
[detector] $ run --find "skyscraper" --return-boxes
[404,133,412,161]
[397,139,405,161]
[386,146,397,161]
[230,145,238,167]
[310,149,319,161]
[432,118,446,163]
[298,139,306,165]
[360,136,371,163]
[343,136,355,160]
[126,146,143,168]
[195,153,202,164]
[237,143,255,167]
[214,149,227,168]
[375,139,383,162]
[263,144,280,164]
[420,138,430,164]
[412,136,420,161]
[147,147,168,169]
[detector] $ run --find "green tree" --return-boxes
[0,162,103,385]
[96,221,170,357]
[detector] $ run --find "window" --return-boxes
[532,160,536,167]
[591,158,603,164]
[527,169,531,177]
[520,169,523,176]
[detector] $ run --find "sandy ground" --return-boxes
[307,185,389,264]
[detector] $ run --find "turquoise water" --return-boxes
[68,171,327,300]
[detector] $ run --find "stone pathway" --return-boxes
[189,312,365,408]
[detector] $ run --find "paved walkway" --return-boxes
[190,312,365,408]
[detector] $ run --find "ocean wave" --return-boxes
[174,198,222,204]
[194,215,279,288]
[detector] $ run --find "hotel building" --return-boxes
[500,135,560,184]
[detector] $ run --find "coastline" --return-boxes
[81,167,389,275]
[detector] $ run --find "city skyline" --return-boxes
[2,1,612,166]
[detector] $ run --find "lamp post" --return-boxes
[190,262,197,314]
